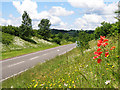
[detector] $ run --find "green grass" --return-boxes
[2,44,58,60]
[2,35,119,88]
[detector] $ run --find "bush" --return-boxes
[51,37,61,45]
[1,31,14,45]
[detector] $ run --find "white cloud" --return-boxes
[74,14,104,30]
[12,0,74,29]
[13,0,38,19]
[49,6,74,16]
[68,0,118,15]
[68,0,105,10]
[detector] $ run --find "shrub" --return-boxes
[1,31,14,45]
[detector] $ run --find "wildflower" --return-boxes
[11,86,13,88]
[97,59,102,63]
[97,48,101,52]
[105,80,111,85]
[32,80,35,82]
[100,36,105,40]
[116,55,119,57]
[34,84,38,88]
[102,42,108,47]
[103,39,109,42]
[106,68,109,70]
[74,85,76,88]
[105,52,109,57]
[50,83,52,87]
[69,86,72,88]
[53,83,55,86]
[102,74,104,76]
[112,65,114,68]
[59,85,61,87]
[64,83,68,86]
[93,56,98,59]
[107,63,110,65]
[72,81,74,84]
[111,46,116,50]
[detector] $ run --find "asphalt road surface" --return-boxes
[0,43,76,82]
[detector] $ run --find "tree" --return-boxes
[38,19,51,40]
[19,11,32,38]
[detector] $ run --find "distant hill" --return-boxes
[51,29,94,36]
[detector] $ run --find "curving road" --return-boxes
[0,43,76,82]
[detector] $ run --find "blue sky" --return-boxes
[0,0,119,30]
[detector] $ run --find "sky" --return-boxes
[0,0,119,30]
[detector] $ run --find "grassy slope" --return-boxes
[1,35,59,60]
[2,35,119,88]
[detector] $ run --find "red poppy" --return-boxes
[105,52,109,57]
[111,46,116,50]
[100,36,105,41]
[97,43,101,47]
[93,56,98,59]
[102,43,108,47]
[97,59,102,63]
[103,39,108,42]
[94,52,102,56]
[97,48,101,52]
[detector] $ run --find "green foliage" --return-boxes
[57,32,63,39]
[1,31,14,45]
[77,31,91,55]
[94,21,119,39]
[51,37,61,45]
[19,11,32,38]
[38,19,51,40]
[63,33,70,40]
[2,25,20,36]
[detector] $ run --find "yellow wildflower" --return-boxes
[72,81,74,84]
[69,86,71,88]
[50,83,52,87]
[34,84,38,88]
[112,65,114,68]
[102,74,104,76]
[67,81,69,83]
[107,55,109,57]
[53,83,55,86]
[106,68,109,70]
[32,80,35,82]
[116,55,119,57]
[59,85,61,87]
[107,63,110,65]
[74,85,76,88]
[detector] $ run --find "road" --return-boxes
[0,43,76,82]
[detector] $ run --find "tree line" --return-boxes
[1,11,119,46]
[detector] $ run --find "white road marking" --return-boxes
[0,68,28,82]
[57,49,60,51]
[29,56,39,60]
[8,61,25,67]
[1,44,74,62]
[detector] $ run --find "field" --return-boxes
[2,35,119,88]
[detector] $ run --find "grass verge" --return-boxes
[2,36,119,88]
